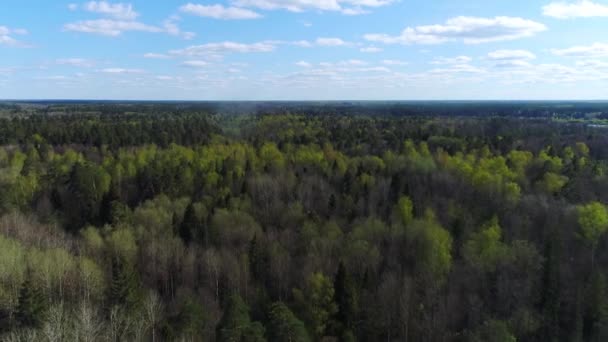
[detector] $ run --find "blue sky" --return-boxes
[1,0,608,100]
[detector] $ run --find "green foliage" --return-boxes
[1,107,608,341]
[463,217,508,272]
[293,272,337,338]
[397,196,414,226]
[334,263,359,331]
[538,172,569,194]
[267,302,310,342]
[15,273,47,327]
[577,202,608,248]
[406,211,453,283]
[212,209,262,248]
[108,257,140,309]
[170,296,208,340]
[217,294,266,342]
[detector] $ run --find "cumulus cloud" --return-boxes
[64,19,162,36]
[181,60,209,68]
[543,0,608,19]
[82,1,139,20]
[431,56,472,64]
[315,37,350,46]
[179,3,262,19]
[486,49,536,60]
[551,42,608,57]
[64,3,194,39]
[0,25,29,47]
[364,16,547,45]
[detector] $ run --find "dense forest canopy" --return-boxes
[1,101,608,341]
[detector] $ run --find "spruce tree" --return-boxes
[109,257,140,310]
[15,272,47,327]
[334,262,359,333]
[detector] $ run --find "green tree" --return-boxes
[397,196,414,226]
[267,302,310,342]
[217,294,266,342]
[15,272,47,327]
[406,210,453,284]
[334,262,359,331]
[463,217,508,272]
[293,272,337,338]
[577,202,608,270]
[108,256,140,310]
[179,202,198,244]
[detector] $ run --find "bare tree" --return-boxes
[144,291,163,342]
[73,301,104,342]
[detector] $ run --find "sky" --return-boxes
[2,0,608,100]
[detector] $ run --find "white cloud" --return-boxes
[0,25,29,47]
[576,59,608,68]
[143,53,172,59]
[56,58,95,67]
[431,56,472,64]
[381,59,408,65]
[169,41,277,57]
[492,60,533,68]
[551,42,608,57]
[179,3,262,20]
[231,0,393,15]
[295,61,312,67]
[292,40,313,47]
[64,3,194,39]
[162,17,196,40]
[364,16,547,45]
[181,60,209,68]
[82,1,139,20]
[64,18,194,39]
[487,49,536,60]
[336,59,368,66]
[429,64,485,74]
[100,68,144,74]
[543,0,608,19]
[360,46,382,53]
[68,3,79,11]
[64,19,161,36]
[315,37,350,46]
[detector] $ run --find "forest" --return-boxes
[1,101,608,341]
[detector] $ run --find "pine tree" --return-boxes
[108,257,140,310]
[540,230,561,341]
[334,262,359,332]
[15,272,47,327]
[248,235,268,285]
